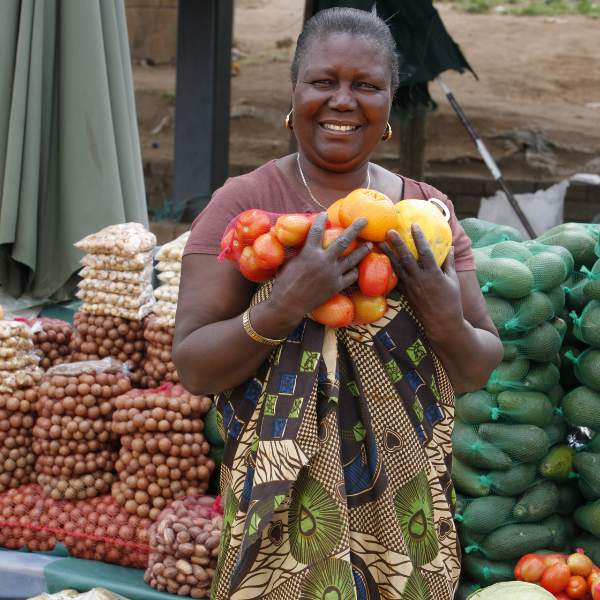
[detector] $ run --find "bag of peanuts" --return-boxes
[32,359,131,500]
[81,251,153,272]
[71,312,150,388]
[0,483,151,568]
[75,222,157,258]
[0,388,38,492]
[144,495,223,597]
[80,263,154,284]
[24,318,73,369]
[0,321,43,393]
[111,384,214,521]
[155,231,190,263]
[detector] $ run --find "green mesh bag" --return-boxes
[524,241,575,281]
[477,259,535,299]
[536,223,599,270]
[565,347,600,391]
[562,385,600,429]
[559,345,582,387]
[486,360,560,395]
[539,445,576,484]
[461,218,523,248]
[461,554,517,586]
[584,430,600,453]
[574,531,600,566]
[542,414,571,446]
[455,582,481,600]
[573,452,600,499]
[574,498,600,537]
[564,271,591,314]
[555,482,586,515]
[502,321,564,363]
[572,300,600,348]
[581,259,600,300]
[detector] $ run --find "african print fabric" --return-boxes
[214,282,460,600]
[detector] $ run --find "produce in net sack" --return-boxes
[144,495,223,597]
[32,359,131,499]
[572,301,600,348]
[143,315,178,385]
[0,483,151,567]
[25,318,73,369]
[0,388,38,491]
[565,347,600,391]
[461,219,523,248]
[111,384,214,520]
[561,386,600,429]
[536,223,599,271]
[582,259,600,301]
[71,312,149,388]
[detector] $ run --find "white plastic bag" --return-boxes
[478,179,569,240]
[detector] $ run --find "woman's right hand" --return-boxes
[267,212,372,323]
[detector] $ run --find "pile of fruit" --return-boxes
[26,317,73,369]
[515,549,599,599]
[153,231,189,328]
[0,483,151,567]
[75,223,156,321]
[111,385,214,520]
[219,190,452,327]
[144,495,222,597]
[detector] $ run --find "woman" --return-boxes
[173,8,503,600]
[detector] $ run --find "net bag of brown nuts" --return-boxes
[0,483,152,567]
[25,317,73,369]
[111,384,214,521]
[32,358,131,500]
[0,320,44,393]
[0,387,38,492]
[71,311,150,388]
[143,315,178,385]
[144,495,223,597]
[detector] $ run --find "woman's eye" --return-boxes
[357,82,377,90]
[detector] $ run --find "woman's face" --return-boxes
[292,32,393,172]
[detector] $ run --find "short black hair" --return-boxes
[290,6,399,95]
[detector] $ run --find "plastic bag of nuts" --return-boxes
[144,495,223,597]
[0,388,38,492]
[0,321,43,393]
[80,263,154,284]
[155,231,190,263]
[0,484,152,567]
[25,318,73,369]
[157,272,180,286]
[81,251,153,272]
[79,277,150,297]
[75,222,157,257]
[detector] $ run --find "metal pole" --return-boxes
[436,75,536,239]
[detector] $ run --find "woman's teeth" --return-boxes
[323,124,357,131]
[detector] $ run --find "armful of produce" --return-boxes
[218,189,452,327]
[515,549,600,598]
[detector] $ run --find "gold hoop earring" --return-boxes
[381,122,392,142]
[285,109,293,131]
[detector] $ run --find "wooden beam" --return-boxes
[172,0,234,221]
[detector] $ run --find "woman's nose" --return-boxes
[327,86,358,111]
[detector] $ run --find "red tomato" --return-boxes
[515,554,538,581]
[520,555,546,583]
[569,552,594,578]
[358,253,392,296]
[235,209,272,244]
[556,593,573,600]
[566,575,588,599]
[542,563,571,594]
[220,229,245,262]
[275,214,312,247]
[238,247,276,283]
[253,231,285,269]
[589,572,600,597]
[322,227,358,258]
[384,269,398,295]
[351,291,388,325]
[311,294,354,328]
[543,555,569,569]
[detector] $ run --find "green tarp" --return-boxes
[0,0,147,302]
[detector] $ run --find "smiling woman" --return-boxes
[172,7,503,600]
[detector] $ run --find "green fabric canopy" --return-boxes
[0,0,147,301]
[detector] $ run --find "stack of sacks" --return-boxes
[143,315,178,386]
[32,359,131,500]
[75,222,157,321]
[153,231,189,328]
[0,388,38,492]
[27,318,73,369]
[0,321,43,394]
[452,219,580,595]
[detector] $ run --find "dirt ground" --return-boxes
[133,0,600,181]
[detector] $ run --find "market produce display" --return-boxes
[75,223,156,321]
[71,311,149,388]
[153,231,189,329]
[144,495,222,597]
[25,318,73,369]
[0,483,151,567]
[32,360,131,500]
[143,315,178,386]
[219,190,451,327]
[111,385,214,521]
[0,320,43,393]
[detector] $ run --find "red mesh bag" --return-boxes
[144,495,223,597]
[71,311,150,388]
[143,316,179,385]
[26,318,73,369]
[0,388,38,492]
[32,360,131,500]
[111,384,214,521]
[0,483,151,567]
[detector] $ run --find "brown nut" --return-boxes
[194,544,209,558]
[177,530,191,544]
[191,556,210,566]
[192,565,208,581]
[205,536,220,550]
[164,528,175,545]
[176,559,193,576]
[178,585,192,596]
[179,543,195,557]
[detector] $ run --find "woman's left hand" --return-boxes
[378,224,463,339]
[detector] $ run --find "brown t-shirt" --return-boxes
[184,161,475,271]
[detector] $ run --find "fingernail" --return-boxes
[366,242,373,250]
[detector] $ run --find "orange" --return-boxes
[339,189,398,242]
[350,291,387,325]
[327,199,344,227]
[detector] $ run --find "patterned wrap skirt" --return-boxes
[213,283,460,600]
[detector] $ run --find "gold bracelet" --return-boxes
[243,307,287,346]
